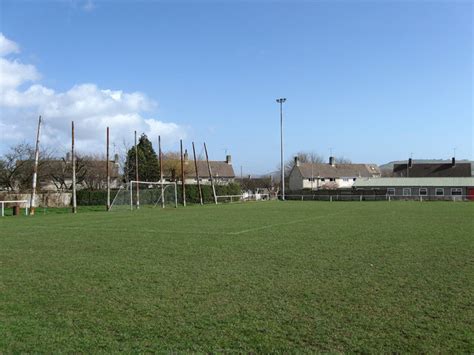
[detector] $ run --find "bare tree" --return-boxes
[335,156,352,164]
[0,143,53,192]
[161,151,193,182]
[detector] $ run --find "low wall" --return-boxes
[0,192,72,208]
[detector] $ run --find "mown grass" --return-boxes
[0,201,473,352]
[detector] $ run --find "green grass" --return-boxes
[1,201,473,352]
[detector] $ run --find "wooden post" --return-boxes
[158,135,164,208]
[192,142,203,205]
[106,126,110,211]
[71,121,77,213]
[30,115,42,215]
[135,131,139,209]
[204,142,217,204]
[180,139,186,206]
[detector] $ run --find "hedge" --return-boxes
[76,183,242,206]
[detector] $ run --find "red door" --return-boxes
[468,188,474,201]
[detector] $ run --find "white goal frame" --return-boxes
[129,180,178,210]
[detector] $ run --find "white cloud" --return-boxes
[0,33,186,155]
[0,33,19,56]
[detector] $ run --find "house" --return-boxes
[182,153,236,185]
[380,158,473,177]
[353,177,474,199]
[288,156,381,191]
[391,158,472,177]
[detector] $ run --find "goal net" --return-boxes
[110,181,177,211]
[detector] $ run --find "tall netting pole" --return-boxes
[159,135,164,208]
[192,142,203,205]
[30,116,42,215]
[135,131,140,209]
[72,121,77,213]
[106,126,110,211]
[180,139,186,206]
[204,142,217,204]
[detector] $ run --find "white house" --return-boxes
[289,156,381,191]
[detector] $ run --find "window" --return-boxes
[419,188,428,196]
[387,188,395,196]
[321,178,325,182]
[353,178,356,181]
[451,188,462,196]
[403,188,411,196]
[329,178,335,182]
[435,188,444,196]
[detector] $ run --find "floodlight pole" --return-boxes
[72,121,77,213]
[30,115,42,215]
[276,98,286,200]
[135,131,139,209]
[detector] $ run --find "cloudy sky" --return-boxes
[0,0,472,174]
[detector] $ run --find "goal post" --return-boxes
[110,181,177,211]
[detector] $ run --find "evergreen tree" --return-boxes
[124,134,160,182]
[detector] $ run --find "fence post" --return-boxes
[360,195,362,202]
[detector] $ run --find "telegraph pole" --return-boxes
[192,142,203,205]
[180,139,186,206]
[71,121,77,213]
[30,116,42,215]
[135,131,139,209]
[106,126,110,211]
[276,98,286,200]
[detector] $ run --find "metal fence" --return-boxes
[284,194,473,202]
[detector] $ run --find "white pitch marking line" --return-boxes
[227,212,341,235]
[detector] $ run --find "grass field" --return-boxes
[1,201,473,352]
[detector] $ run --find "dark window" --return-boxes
[435,188,444,196]
[387,188,395,196]
[451,188,462,196]
[419,188,428,196]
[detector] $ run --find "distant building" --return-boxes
[288,156,381,191]
[182,154,236,185]
[380,158,474,177]
[391,158,472,177]
[353,177,474,199]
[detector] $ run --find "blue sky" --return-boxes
[0,0,472,174]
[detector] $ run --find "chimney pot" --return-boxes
[452,157,456,167]
[408,158,413,168]
[329,156,335,167]
[226,154,232,164]
[294,156,300,167]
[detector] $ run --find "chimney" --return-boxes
[294,156,300,167]
[184,149,189,162]
[226,154,232,164]
[114,154,119,163]
[408,158,413,168]
[451,157,456,167]
[66,152,71,161]
[329,156,335,167]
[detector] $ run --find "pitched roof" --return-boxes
[392,163,471,178]
[185,161,235,178]
[295,163,380,178]
[354,177,474,187]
